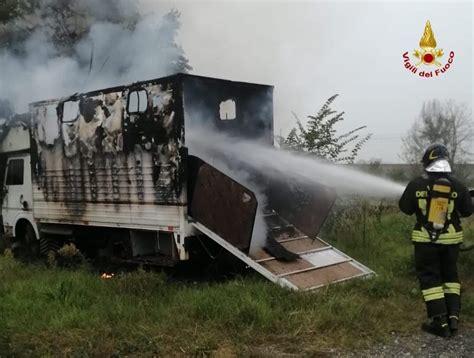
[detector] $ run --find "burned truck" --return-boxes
[0,74,372,290]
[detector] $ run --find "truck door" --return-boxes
[2,154,33,230]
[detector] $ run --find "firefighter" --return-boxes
[399,143,472,337]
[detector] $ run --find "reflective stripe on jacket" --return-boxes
[411,226,463,244]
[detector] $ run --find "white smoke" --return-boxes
[186,125,405,253]
[187,126,405,198]
[0,7,184,112]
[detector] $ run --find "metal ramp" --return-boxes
[191,209,374,291]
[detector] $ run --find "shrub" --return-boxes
[55,243,85,269]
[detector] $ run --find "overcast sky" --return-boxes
[142,0,473,163]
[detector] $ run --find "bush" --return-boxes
[55,243,85,269]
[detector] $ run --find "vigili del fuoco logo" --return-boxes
[402,20,455,78]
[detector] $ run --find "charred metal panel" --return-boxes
[265,174,337,239]
[187,155,257,251]
[29,76,186,227]
[182,75,274,144]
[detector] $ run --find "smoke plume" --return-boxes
[0,3,188,113]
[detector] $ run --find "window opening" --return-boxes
[5,159,24,186]
[219,99,236,120]
[62,101,80,123]
[128,90,148,114]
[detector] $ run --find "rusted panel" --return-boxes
[187,155,257,251]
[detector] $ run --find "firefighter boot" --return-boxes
[421,316,450,338]
[448,316,459,335]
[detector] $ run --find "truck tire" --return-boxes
[0,231,5,254]
[13,223,39,260]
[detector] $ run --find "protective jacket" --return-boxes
[399,172,472,244]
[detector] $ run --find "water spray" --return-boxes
[187,126,406,198]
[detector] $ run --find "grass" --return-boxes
[1,206,474,356]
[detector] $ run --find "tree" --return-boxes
[402,99,473,165]
[0,0,21,23]
[0,0,140,55]
[279,94,372,164]
[157,9,192,74]
[0,1,192,74]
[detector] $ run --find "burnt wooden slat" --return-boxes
[261,257,313,275]
[282,237,328,253]
[286,262,363,290]
[252,237,329,262]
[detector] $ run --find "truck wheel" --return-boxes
[39,236,61,256]
[0,231,5,254]
[13,224,39,260]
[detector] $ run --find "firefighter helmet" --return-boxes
[422,143,451,173]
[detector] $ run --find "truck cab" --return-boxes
[0,119,38,256]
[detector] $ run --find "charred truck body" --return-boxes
[0,74,373,290]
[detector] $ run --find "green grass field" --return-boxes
[1,206,474,356]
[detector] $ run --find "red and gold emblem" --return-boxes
[413,20,444,66]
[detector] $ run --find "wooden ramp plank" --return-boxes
[251,237,329,261]
[301,249,349,269]
[286,262,364,290]
[283,237,328,253]
[260,258,313,275]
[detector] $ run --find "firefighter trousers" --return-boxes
[414,242,461,320]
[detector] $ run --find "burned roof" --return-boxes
[29,73,273,108]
